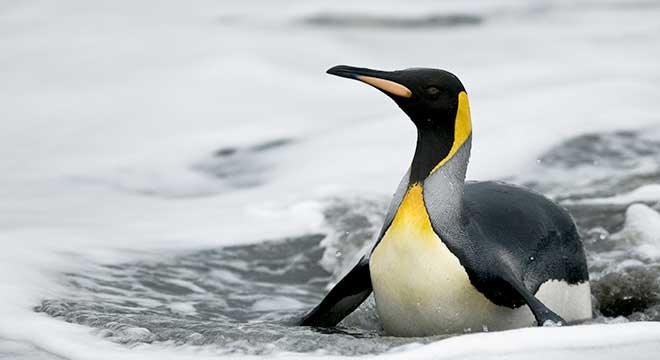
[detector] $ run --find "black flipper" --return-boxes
[298,256,372,327]
[501,272,565,326]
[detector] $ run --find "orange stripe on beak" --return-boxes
[357,76,412,98]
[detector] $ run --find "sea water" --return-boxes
[2,1,660,359]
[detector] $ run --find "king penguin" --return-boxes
[298,65,592,337]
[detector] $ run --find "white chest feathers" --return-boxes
[369,184,592,337]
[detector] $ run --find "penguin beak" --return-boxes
[326,65,413,98]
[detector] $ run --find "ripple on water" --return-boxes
[520,129,660,201]
[299,13,483,29]
[36,127,660,354]
[35,231,431,354]
[192,137,294,190]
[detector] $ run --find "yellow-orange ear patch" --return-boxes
[431,91,472,174]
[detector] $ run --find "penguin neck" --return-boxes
[409,126,471,185]
[408,130,472,218]
[409,127,454,184]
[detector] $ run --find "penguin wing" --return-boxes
[298,169,411,328]
[369,168,411,256]
[427,181,585,325]
[297,256,372,327]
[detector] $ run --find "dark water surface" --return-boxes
[36,129,660,355]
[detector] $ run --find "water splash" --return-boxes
[36,128,660,354]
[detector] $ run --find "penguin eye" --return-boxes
[425,86,441,99]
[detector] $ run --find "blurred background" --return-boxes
[1,1,660,359]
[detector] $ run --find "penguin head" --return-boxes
[327,65,472,180]
[326,65,469,130]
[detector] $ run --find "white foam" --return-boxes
[381,322,660,360]
[611,204,660,261]
[250,297,305,312]
[2,0,660,358]
[168,303,197,315]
